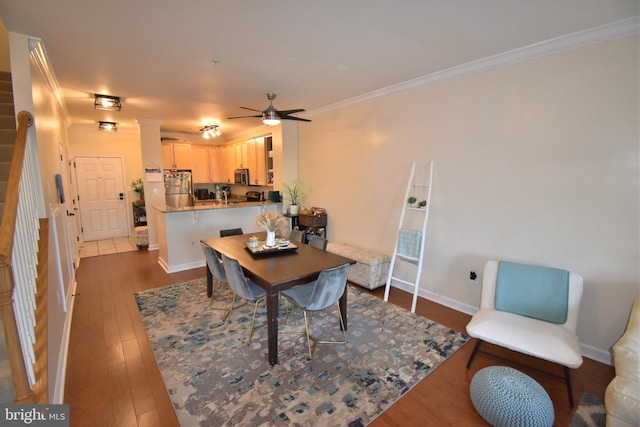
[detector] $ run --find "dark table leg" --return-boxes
[206,268,213,297]
[339,287,348,330]
[267,292,279,365]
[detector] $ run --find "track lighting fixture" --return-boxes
[200,124,221,139]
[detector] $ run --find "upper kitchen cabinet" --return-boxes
[191,145,210,183]
[247,137,267,186]
[162,142,192,170]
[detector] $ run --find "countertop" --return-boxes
[154,200,281,213]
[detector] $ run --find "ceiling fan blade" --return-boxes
[239,106,263,112]
[281,115,311,122]
[227,114,262,119]
[278,108,305,115]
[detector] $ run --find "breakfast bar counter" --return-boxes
[154,201,281,273]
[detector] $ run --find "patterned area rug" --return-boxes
[134,278,469,426]
[570,393,606,427]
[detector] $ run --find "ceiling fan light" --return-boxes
[263,109,280,126]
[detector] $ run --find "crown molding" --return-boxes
[308,16,639,117]
[27,36,70,126]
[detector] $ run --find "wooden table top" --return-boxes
[201,232,355,292]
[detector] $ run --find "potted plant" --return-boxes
[132,178,144,204]
[283,180,304,215]
[418,200,427,208]
[407,196,417,207]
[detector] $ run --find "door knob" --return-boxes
[119,192,124,200]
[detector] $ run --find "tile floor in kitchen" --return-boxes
[78,237,139,258]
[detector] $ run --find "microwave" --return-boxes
[234,168,249,185]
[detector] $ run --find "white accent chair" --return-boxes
[466,260,583,406]
[605,299,640,426]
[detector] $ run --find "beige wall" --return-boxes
[68,126,144,233]
[299,36,639,359]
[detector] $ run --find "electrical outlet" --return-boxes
[469,271,477,281]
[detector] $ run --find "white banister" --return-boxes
[10,135,40,386]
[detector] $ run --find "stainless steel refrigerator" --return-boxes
[164,169,193,207]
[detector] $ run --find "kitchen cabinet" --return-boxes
[208,146,223,183]
[191,145,210,183]
[247,137,267,185]
[220,144,235,183]
[265,136,274,184]
[162,142,192,169]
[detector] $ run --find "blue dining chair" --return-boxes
[307,235,327,251]
[281,263,350,358]
[201,243,237,317]
[221,253,267,345]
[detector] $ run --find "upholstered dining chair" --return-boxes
[288,229,304,244]
[221,253,266,345]
[307,235,328,251]
[220,227,244,237]
[281,263,350,358]
[465,260,584,406]
[201,243,246,316]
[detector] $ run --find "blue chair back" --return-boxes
[308,235,328,251]
[304,263,349,311]
[201,243,226,283]
[221,254,265,301]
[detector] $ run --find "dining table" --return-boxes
[201,232,355,366]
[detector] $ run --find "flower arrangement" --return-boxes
[131,178,144,193]
[283,180,304,206]
[254,211,289,234]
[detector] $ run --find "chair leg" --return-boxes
[466,339,483,369]
[564,366,575,407]
[305,303,348,359]
[245,299,263,346]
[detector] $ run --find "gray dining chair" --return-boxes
[280,263,350,358]
[288,229,304,243]
[221,253,267,345]
[220,228,244,237]
[201,243,237,316]
[307,235,328,251]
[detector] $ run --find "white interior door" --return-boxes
[75,156,128,241]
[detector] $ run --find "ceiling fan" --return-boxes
[228,93,311,126]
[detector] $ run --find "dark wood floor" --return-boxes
[65,250,614,426]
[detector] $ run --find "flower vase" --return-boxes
[289,204,299,215]
[266,230,276,247]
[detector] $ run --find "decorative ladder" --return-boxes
[384,161,434,313]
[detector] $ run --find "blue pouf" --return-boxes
[470,366,554,427]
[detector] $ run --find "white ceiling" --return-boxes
[0,1,637,140]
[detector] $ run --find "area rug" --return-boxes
[570,393,606,427]
[134,278,469,426]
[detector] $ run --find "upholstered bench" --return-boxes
[326,242,390,290]
[470,366,554,427]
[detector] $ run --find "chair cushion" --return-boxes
[470,366,554,427]
[495,261,569,324]
[466,309,583,368]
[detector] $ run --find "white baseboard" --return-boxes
[388,283,613,366]
[157,257,205,274]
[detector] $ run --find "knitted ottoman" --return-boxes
[326,242,390,290]
[470,366,554,427]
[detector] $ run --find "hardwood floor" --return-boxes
[65,250,614,426]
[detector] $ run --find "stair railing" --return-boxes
[0,110,36,403]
